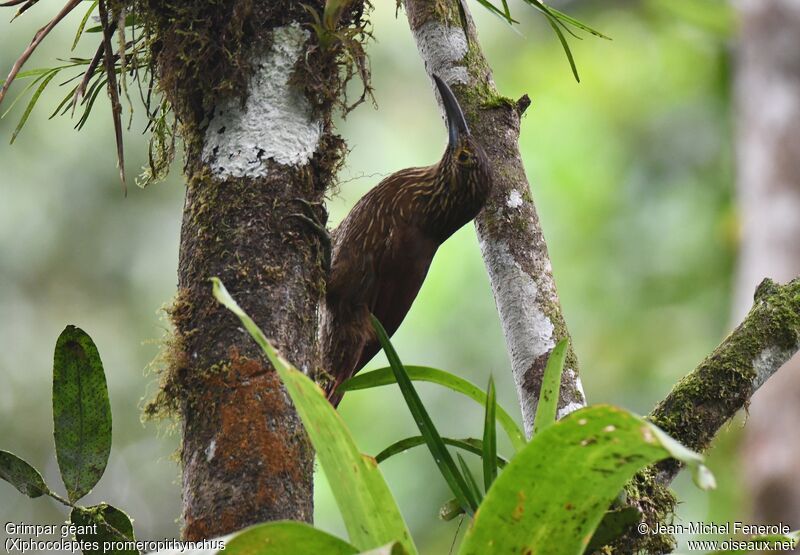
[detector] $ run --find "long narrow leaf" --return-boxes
[546,15,580,82]
[11,70,58,143]
[211,279,416,554]
[457,454,483,503]
[72,0,99,50]
[532,339,568,436]
[376,436,507,468]
[482,377,497,491]
[371,315,478,514]
[339,366,526,452]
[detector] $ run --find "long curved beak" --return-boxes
[432,74,470,145]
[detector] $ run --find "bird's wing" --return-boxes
[354,225,439,372]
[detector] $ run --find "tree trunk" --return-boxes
[402,0,586,438]
[733,0,800,530]
[140,1,361,539]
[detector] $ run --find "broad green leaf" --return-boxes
[53,325,112,503]
[532,339,568,436]
[459,405,710,555]
[71,504,136,554]
[584,507,641,554]
[0,450,49,498]
[482,377,497,491]
[225,521,357,555]
[376,436,507,468]
[371,316,478,514]
[211,279,416,555]
[340,366,526,452]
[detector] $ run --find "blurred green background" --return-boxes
[0,1,740,552]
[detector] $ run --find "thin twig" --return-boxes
[98,0,125,192]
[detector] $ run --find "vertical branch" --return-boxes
[402,0,584,437]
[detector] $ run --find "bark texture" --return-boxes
[733,0,800,530]
[141,1,363,540]
[403,0,585,438]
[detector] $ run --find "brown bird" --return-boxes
[319,75,492,406]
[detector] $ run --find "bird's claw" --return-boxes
[285,198,332,272]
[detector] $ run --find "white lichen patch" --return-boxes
[752,344,795,390]
[557,402,584,420]
[506,190,523,209]
[205,439,217,462]
[202,24,322,178]
[413,22,469,86]
[478,236,556,436]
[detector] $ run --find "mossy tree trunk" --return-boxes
[140,1,364,540]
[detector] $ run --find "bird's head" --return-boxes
[432,74,490,182]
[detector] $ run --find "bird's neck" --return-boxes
[415,157,488,242]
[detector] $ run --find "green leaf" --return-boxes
[584,507,641,553]
[457,454,483,503]
[546,15,581,83]
[376,436,507,468]
[211,279,416,555]
[72,0,99,50]
[339,366,526,452]
[482,377,497,491]
[532,339,568,436]
[226,521,358,555]
[11,70,58,143]
[458,405,710,555]
[53,325,112,503]
[438,498,464,522]
[70,504,136,554]
[646,424,716,490]
[0,450,50,498]
[371,315,478,515]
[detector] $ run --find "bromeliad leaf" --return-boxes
[459,405,713,555]
[339,365,526,452]
[52,325,112,503]
[532,338,568,436]
[482,377,497,491]
[376,436,507,468]
[371,315,479,515]
[225,522,359,555]
[0,450,50,498]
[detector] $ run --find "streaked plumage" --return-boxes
[321,75,492,405]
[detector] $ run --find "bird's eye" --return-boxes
[457,150,471,163]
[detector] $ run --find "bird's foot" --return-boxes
[285,198,332,272]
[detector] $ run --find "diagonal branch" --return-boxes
[402,0,585,437]
[649,277,800,484]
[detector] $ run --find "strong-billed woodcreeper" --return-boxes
[319,75,492,405]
